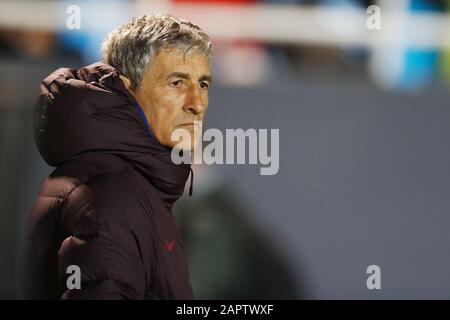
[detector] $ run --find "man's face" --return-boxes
[126,47,211,151]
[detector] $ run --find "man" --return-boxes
[21,14,212,299]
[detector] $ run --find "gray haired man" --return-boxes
[21,14,212,299]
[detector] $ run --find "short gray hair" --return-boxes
[102,14,213,90]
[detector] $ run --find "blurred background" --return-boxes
[1,0,450,299]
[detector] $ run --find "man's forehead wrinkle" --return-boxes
[144,49,211,82]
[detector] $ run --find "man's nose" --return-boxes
[184,86,206,114]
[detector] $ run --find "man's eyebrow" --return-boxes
[167,72,212,84]
[199,75,212,83]
[167,72,190,79]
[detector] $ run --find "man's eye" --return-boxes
[200,82,209,89]
[171,80,182,87]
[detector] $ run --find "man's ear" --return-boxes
[119,75,133,92]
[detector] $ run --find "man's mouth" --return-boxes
[178,122,201,129]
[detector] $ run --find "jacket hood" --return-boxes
[35,62,191,206]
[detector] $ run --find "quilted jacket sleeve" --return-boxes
[57,202,146,300]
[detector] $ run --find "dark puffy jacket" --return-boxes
[21,62,194,300]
